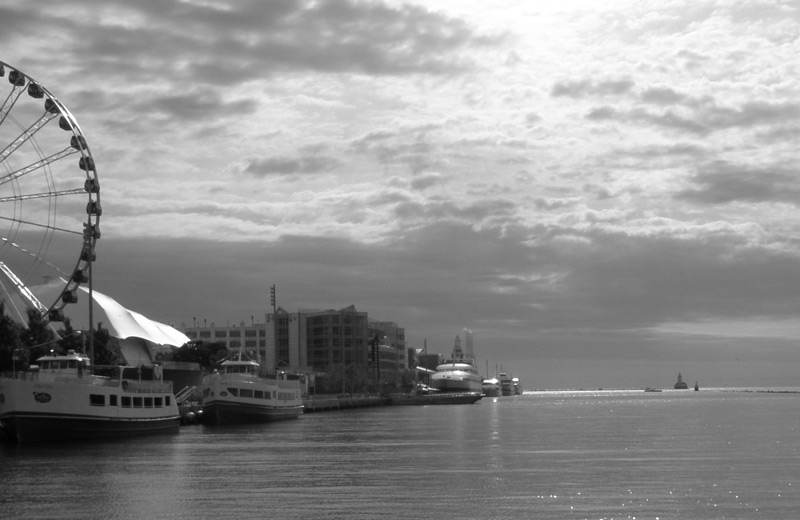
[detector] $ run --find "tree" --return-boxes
[91,323,125,366]
[57,317,85,354]
[169,341,228,370]
[22,308,58,363]
[0,301,23,372]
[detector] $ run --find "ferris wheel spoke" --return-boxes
[0,214,83,236]
[0,187,87,204]
[0,237,71,279]
[0,146,80,187]
[0,83,27,128]
[0,111,60,166]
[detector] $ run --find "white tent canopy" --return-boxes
[11,279,190,366]
[84,288,189,348]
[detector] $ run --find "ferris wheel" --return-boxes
[0,59,101,329]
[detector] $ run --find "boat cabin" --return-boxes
[220,359,260,375]
[26,350,91,383]
[36,350,90,372]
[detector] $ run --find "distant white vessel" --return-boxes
[499,372,514,396]
[430,335,482,393]
[0,350,179,443]
[482,377,501,397]
[201,352,304,424]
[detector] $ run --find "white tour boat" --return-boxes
[430,336,482,393]
[0,350,180,443]
[481,377,501,397]
[499,372,514,396]
[201,353,304,424]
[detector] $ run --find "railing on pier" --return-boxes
[175,385,197,404]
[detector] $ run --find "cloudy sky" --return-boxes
[2,0,800,389]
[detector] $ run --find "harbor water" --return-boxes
[2,389,799,519]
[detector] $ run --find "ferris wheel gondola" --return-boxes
[0,60,100,334]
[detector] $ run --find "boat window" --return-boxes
[40,361,49,370]
[60,361,69,369]
[254,390,264,399]
[110,395,118,406]
[154,397,163,407]
[227,388,239,397]
[240,389,253,398]
[121,396,131,407]
[144,397,153,408]
[68,360,78,369]
[165,396,171,406]
[133,397,143,408]
[89,394,105,406]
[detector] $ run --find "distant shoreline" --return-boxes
[520,387,800,394]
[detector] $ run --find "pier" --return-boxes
[302,394,388,412]
[178,394,389,423]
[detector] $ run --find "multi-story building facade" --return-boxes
[182,305,406,380]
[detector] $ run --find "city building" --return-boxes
[182,305,407,382]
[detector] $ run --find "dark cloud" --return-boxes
[10,0,504,85]
[90,212,800,358]
[244,155,341,176]
[409,172,445,191]
[586,106,618,120]
[350,127,441,173]
[701,100,800,129]
[143,91,258,122]
[551,78,635,98]
[675,161,800,205]
[640,86,687,105]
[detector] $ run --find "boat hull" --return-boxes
[1,414,179,443]
[482,378,501,397]
[429,362,482,393]
[201,372,303,424]
[202,400,304,423]
[0,375,180,443]
[390,392,483,406]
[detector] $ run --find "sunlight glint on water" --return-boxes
[2,390,799,520]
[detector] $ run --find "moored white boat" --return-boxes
[390,384,482,405]
[0,350,180,443]
[499,372,514,396]
[482,377,501,397]
[430,361,482,393]
[429,335,482,393]
[201,353,304,424]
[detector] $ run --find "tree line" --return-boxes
[0,301,417,395]
[0,301,124,372]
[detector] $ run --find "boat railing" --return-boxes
[0,371,172,393]
[122,379,174,394]
[175,385,197,404]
